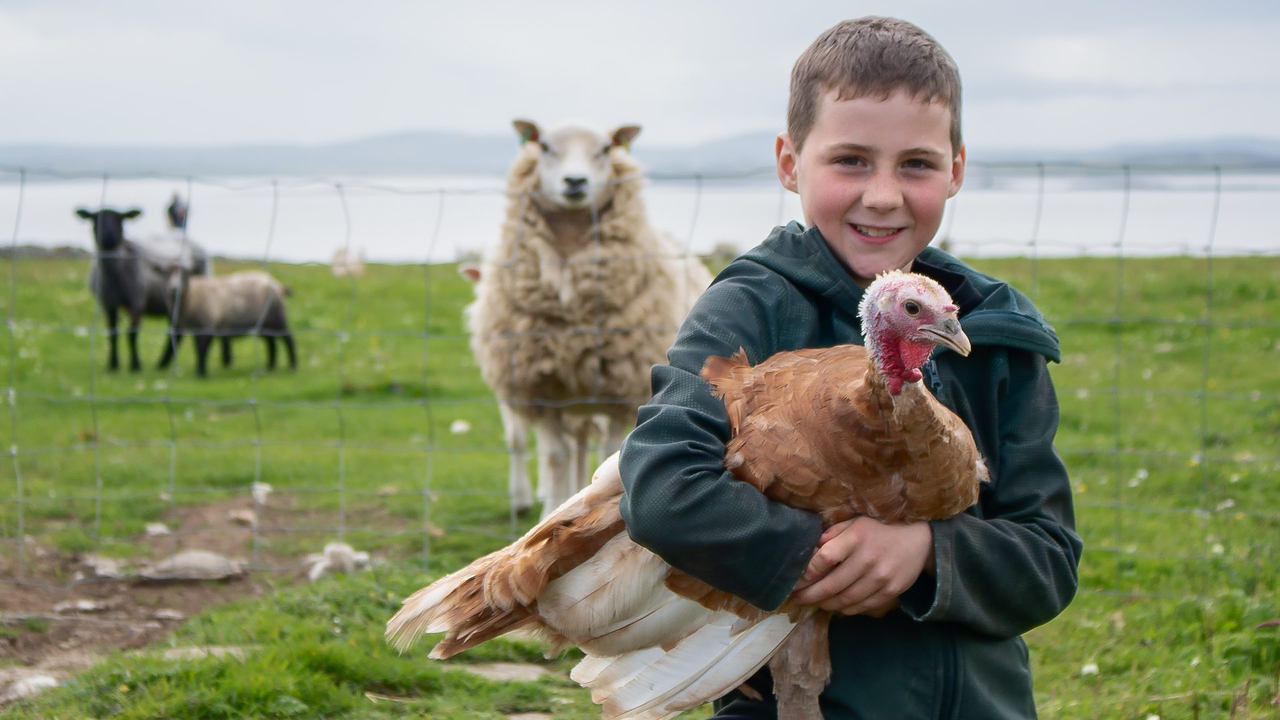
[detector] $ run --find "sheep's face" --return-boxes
[514,120,641,212]
[75,207,142,252]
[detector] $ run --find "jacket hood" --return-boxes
[737,222,1062,362]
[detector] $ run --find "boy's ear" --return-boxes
[947,144,966,198]
[775,133,799,193]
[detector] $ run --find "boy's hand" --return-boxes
[790,516,934,616]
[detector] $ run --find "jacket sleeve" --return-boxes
[619,265,823,612]
[899,347,1083,637]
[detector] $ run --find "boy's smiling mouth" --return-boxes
[850,223,903,242]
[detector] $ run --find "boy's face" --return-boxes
[775,89,965,287]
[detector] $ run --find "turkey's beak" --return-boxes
[920,316,971,357]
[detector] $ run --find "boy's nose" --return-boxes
[862,171,903,210]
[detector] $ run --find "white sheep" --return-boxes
[467,119,712,520]
[165,269,297,377]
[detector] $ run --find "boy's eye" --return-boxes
[902,158,935,170]
[834,155,866,167]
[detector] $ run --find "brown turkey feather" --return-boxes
[702,343,984,526]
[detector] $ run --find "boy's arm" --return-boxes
[619,267,823,612]
[899,348,1083,637]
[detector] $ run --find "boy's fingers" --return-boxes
[818,518,855,545]
[798,551,833,586]
[800,533,854,583]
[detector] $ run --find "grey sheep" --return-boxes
[76,206,226,371]
[164,268,297,377]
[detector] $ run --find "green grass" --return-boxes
[1,254,1278,718]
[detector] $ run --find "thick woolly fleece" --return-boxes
[467,141,711,422]
[620,222,1082,719]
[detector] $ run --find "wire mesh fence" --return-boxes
[1,159,1278,714]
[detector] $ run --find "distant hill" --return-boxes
[2,131,1279,177]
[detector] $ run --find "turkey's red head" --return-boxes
[858,271,971,394]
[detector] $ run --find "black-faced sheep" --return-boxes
[77,206,221,372]
[467,119,712,520]
[164,269,296,377]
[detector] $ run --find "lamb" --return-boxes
[164,268,297,377]
[76,206,220,371]
[467,118,712,519]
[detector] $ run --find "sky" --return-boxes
[3,0,1279,156]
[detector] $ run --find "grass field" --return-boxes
[0,252,1277,718]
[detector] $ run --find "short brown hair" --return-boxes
[787,17,962,153]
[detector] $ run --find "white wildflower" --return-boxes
[1080,662,1100,677]
[1215,498,1235,512]
[449,419,472,435]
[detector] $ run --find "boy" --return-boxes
[618,16,1082,719]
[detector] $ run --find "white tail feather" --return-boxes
[595,612,798,719]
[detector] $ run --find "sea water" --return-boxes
[1,166,1276,264]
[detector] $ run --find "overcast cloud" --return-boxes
[3,0,1278,155]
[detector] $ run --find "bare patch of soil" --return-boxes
[0,493,340,701]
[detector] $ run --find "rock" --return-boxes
[460,662,550,683]
[227,509,257,527]
[145,522,171,536]
[52,599,108,613]
[140,550,244,581]
[81,554,125,579]
[0,673,59,703]
[159,646,249,662]
[250,482,273,505]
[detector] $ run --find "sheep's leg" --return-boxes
[221,337,233,368]
[499,403,533,516]
[600,406,630,459]
[569,418,592,498]
[157,327,183,369]
[126,311,143,372]
[534,415,571,521]
[264,336,277,370]
[282,333,297,370]
[194,334,213,377]
[104,306,120,371]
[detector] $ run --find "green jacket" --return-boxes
[619,222,1082,719]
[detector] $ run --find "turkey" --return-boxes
[387,270,986,719]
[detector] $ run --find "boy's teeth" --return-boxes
[855,225,896,237]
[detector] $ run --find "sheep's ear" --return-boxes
[611,125,642,151]
[75,208,94,220]
[512,119,540,145]
[123,208,142,220]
